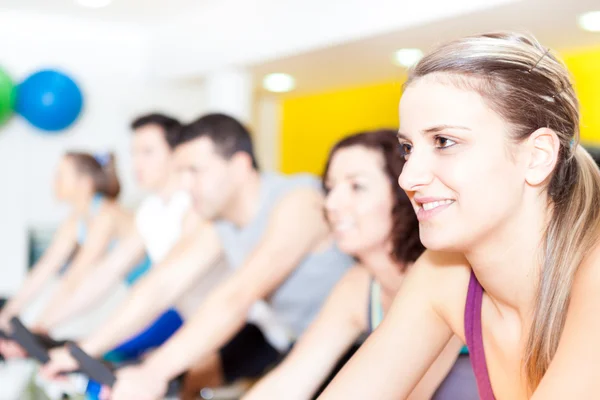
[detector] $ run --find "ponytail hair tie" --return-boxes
[94,152,111,167]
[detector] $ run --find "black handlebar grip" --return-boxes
[9,317,51,363]
[37,334,68,349]
[68,343,116,387]
[67,342,181,396]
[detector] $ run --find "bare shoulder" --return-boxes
[267,185,328,247]
[328,265,372,329]
[336,265,371,300]
[409,250,472,339]
[278,185,324,210]
[98,199,129,219]
[97,200,133,231]
[571,238,600,298]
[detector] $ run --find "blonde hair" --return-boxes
[404,32,600,390]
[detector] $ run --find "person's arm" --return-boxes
[78,221,222,357]
[243,267,368,400]
[110,187,330,399]
[318,251,469,399]
[407,335,465,400]
[0,217,78,329]
[40,221,223,379]
[245,264,464,400]
[530,247,600,399]
[33,206,118,326]
[36,228,146,331]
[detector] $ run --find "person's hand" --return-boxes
[0,338,27,359]
[100,364,168,400]
[0,312,11,332]
[30,324,50,336]
[0,312,27,359]
[241,369,293,400]
[40,346,79,381]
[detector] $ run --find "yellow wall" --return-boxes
[280,80,403,175]
[281,46,600,174]
[564,46,600,145]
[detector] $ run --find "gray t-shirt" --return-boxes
[214,172,354,338]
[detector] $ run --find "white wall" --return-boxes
[253,95,281,172]
[0,11,208,296]
[0,78,207,297]
[150,0,522,79]
[0,119,28,299]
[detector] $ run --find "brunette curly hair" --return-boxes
[322,130,424,269]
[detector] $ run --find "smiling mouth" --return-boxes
[333,220,355,233]
[420,199,454,211]
[414,199,455,221]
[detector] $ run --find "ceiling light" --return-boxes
[75,0,112,9]
[393,48,423,68]
[263,73,295,93]
[578,11,600,32]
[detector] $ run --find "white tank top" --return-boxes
[135,190,191,263]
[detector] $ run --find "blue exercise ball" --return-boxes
[15,69,83,132]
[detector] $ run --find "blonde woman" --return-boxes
[320,31,600,399]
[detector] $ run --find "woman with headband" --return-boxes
[0,151,135,357]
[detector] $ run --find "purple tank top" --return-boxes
[464,270,496,400]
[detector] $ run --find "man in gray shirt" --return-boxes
[43,113,354,399]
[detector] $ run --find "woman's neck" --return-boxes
[360,247,405,301]
[465,194,551,320]
[72,191,95,216]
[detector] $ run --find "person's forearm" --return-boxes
[33,256,100,328]
[407,336,463,400]
[246,269,366,400]
[80,276,172,357]
[34,264,97,328]
[39,243,144,330]
[1,261,59,320]
[80,228,221,357]
[33,280,73,328]
[38,269,121,330]
[249,354,333,400]
[279,353,340,398]
[144,286,250,381]
[242,366,299,400]
[249,318,360,399]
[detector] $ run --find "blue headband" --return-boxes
[94,152,111,167]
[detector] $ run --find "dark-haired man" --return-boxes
[29,113,196,337]
[44,113,354,399]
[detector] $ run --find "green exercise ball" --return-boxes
[0,68,15,126]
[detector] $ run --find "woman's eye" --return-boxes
[351,183,365,191]
[398,142,412,158]
[435,136,456,149]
